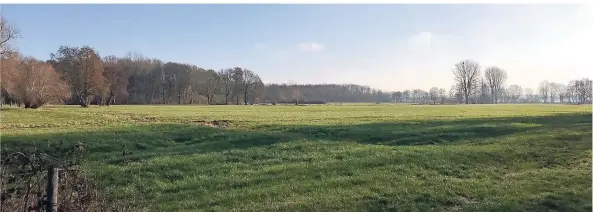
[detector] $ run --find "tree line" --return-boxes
[1,17,591,108]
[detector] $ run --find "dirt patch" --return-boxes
[459,196,476,204]
[191,120,230,128]
[130,116,158,122]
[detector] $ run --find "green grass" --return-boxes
[1,104,591,211]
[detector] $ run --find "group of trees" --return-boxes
[446,59,591,105]
[3,47,267,108]
[1,17,591,109]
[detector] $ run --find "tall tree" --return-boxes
[539,80,550,103]
[51,46,105,107]
[251,77,265,104]
[0,51,20,106]
[402,90,411,103]
[438,88,447,104]
[201,70,220,104]
[453,60,481,104]
[241,69,258,105]
[573,78,592,104]
[218,69,233,104]
[484,66,507,104]
[2,55,69,108]
[102,56,129,106]
[507,85,523,103]
[231,67,244,105]
[556,83,567,103]
[429,87,439,105]
[288,80,300,105]
[0,16,20,56]
[524,88,535,103]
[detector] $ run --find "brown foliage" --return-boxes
[1,53,70,108]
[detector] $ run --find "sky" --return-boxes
[1,4,592,91]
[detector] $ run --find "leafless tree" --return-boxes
[3,56,70,108]
[438,88,446,104]
[548,82,566,103]
[231,67,244,105]
[429,87,439,105]
[484,66,507,104]
[202,70,220,104]
[102,55,129,106]
[402,90,411,103]
[555,83,567,103]
[250,77,264,104]
[51,46,105,107]
[507,85,523,103]
[523,88,535,103]
[539,80,550,103]
[242,69,258,105]
[288,80,300,105]
[218,68,233,104]
[571,78,592,104]
[0,16,20,56]
[453,60,481,104]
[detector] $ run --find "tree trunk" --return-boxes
[106,94,114,106]
[80,96,90,107]
[178,91,182,104]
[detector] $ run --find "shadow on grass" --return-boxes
[1,112,591,212]
[1,112,590,165]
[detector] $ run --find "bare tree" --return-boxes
[202,70,220,104]
[218,68,233,104]
[548,82,566,104]
[102,56,129,106]
[556,83,567,103]
[507,85,523,103]
[452,60,481,104]
[250,77,264,104]
[288,80,300,105]
[242,69,258,105]
[438,88,447,104]
[3,56,70,108]
[572,78,592,104]
[231,67,244,105]
[429,87,439,105]
[539,80,550,103]
[0,16,20,56]
[51,46,105,107]
[402,90,410,103]
[0,51,20,106]
[523,88,535,103]
[484,66,507,104]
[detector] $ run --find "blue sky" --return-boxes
[2,4,591,91]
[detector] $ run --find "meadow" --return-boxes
[1,104,591,211]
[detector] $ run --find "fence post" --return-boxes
[46,167,59,212]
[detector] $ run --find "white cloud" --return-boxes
[297,42,325,52]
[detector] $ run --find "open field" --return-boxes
[1,104,592,211]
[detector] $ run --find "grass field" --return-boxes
[1,104,591,211]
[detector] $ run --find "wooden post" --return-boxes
[46,167,59,212]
